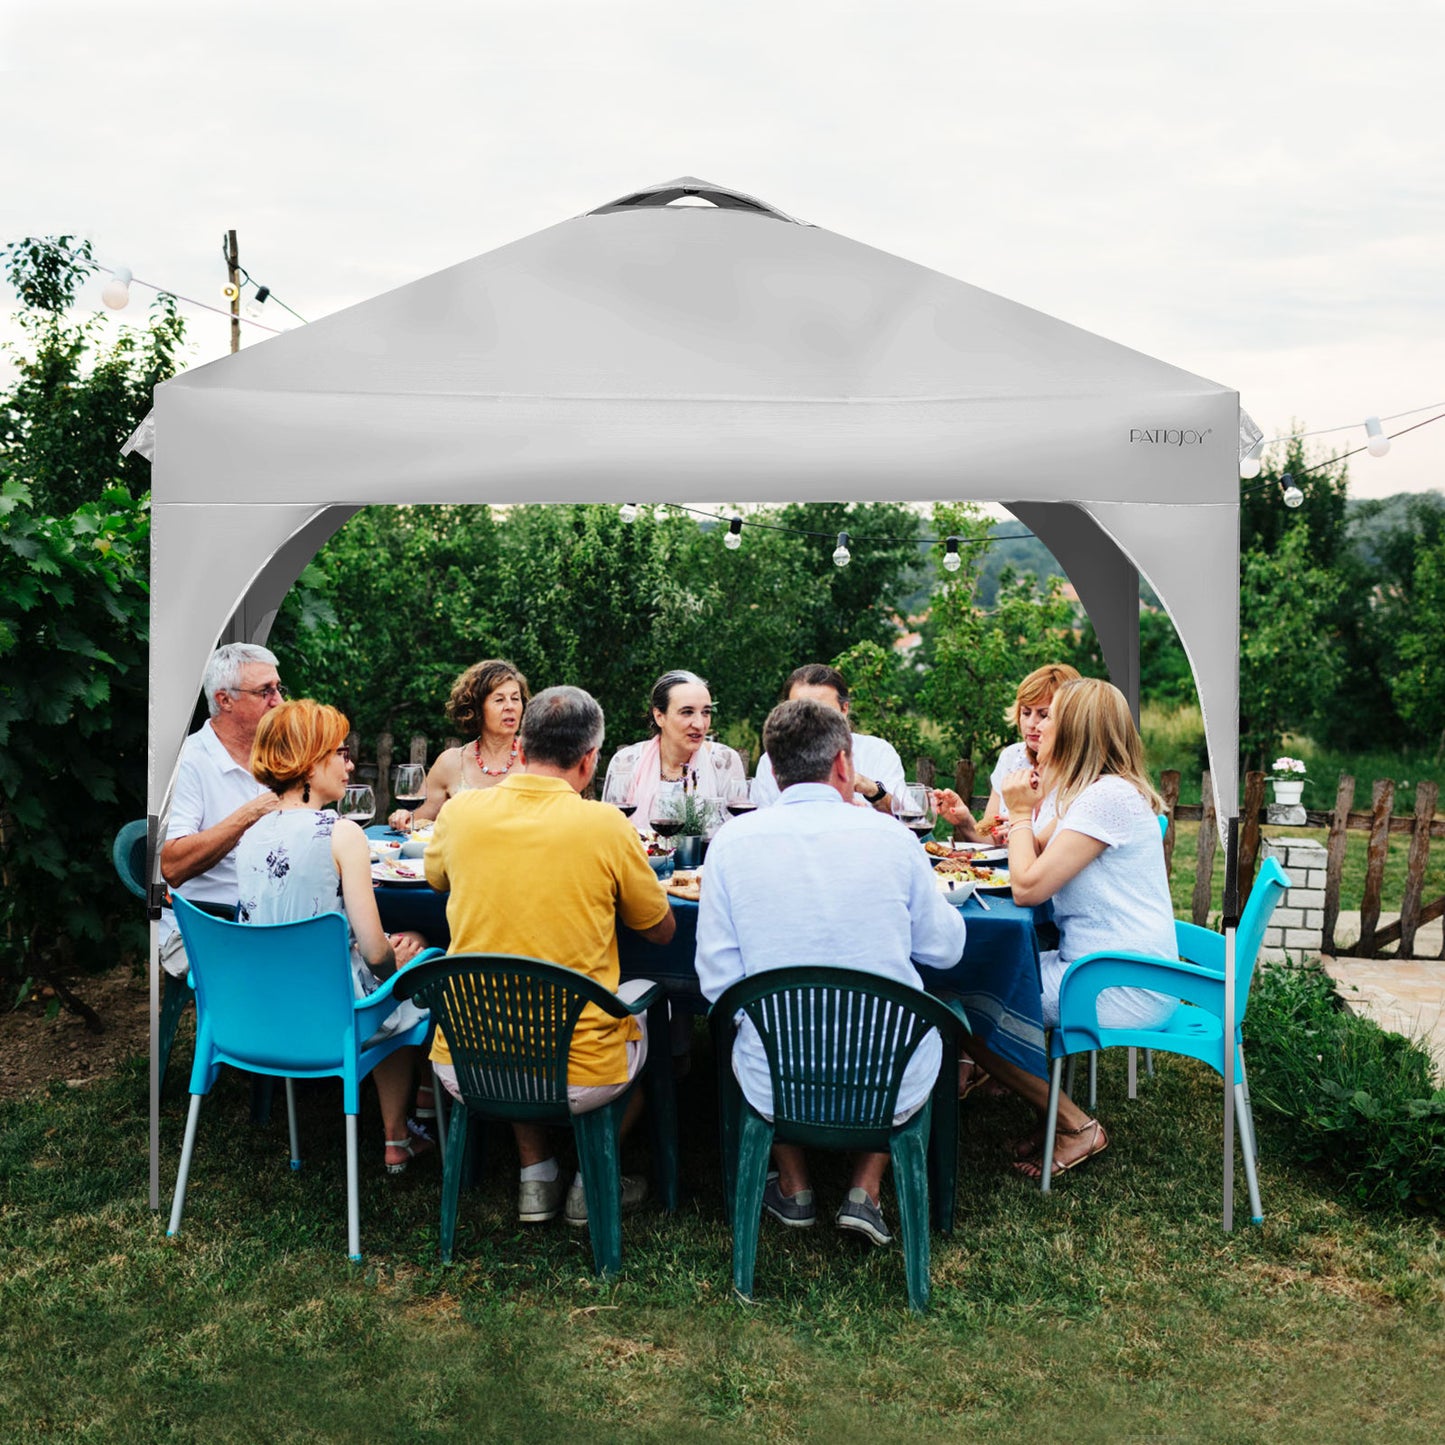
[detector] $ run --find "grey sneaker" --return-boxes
[761,1172,816,1228]
[565,1173,647,1228]
[835,1187,892,1247]
[517,1174,567,1224]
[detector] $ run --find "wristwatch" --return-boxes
[865,781,888,804]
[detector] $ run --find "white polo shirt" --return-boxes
[159,722,269,948]
[752,730,906,807]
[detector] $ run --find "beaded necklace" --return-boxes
[473,737,519,776]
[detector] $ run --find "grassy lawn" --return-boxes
[4,1036,1444,1442]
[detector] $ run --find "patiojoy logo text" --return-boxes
[1129,428,1212,446]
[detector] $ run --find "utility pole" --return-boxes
[225,229,241,354]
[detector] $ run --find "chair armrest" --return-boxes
[612,980,664,1015]
[1056,953,1229,1046]
[411,947,447,967]
[352,969,417,1035]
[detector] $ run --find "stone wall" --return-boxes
[1260,837,1328,961]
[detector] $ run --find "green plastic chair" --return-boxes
[393,954,679,1278]
[709,967,969,1314]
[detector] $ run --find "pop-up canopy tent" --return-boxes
[135,177,1251,1223]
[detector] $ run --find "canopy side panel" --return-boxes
[1006,502,1140,715]
[1079,501,1240,827]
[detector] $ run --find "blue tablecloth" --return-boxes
[370,827,1047,1080]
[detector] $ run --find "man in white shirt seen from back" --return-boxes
[697,697,966,1247]
[750,663,905,813]
[157,643,284,976]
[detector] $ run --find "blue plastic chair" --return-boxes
[1039,857,1291,1224]
[393,954,678,1278]
[709,967,969,1314]
[164,895,431,1261]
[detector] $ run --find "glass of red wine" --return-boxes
[893,783,937,841]
[603,760,637,818]
[725,778,759,818]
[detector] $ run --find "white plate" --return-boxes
[934,844,1008,864]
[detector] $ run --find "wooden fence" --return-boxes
[356,735,1443,961]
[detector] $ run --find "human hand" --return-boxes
[245,793,281,827]
[997,768,1039,818]
[389,931,426,967]
[386,808,413,833]
[931,787,972,827]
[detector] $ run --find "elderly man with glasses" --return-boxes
[157,643,287,977]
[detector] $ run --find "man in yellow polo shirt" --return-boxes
[425,684,676,1226]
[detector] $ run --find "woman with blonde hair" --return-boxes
[387,659,531,831]
[933,662,1080,843]
[237,699,432,1174]
[960,677,1178,1179]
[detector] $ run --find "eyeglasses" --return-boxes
[229,683,288,700]
[335,745,352,762]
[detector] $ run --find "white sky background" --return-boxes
[1,0,1441,501]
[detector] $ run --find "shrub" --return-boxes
[1246,960,1445,1212]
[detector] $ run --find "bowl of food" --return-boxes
[370,840,402,863]
[399,838,429,859]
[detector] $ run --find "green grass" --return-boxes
[4,1035,1445,1442]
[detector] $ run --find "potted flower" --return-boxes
[653,771,724,870]
[1269,757,1307,807]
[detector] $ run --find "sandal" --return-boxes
[1012,1119,1108,1181]
[958,1057,992,1100]
[384,1131,436,1175]
[413,1085,437,1123]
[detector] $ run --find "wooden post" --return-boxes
[952,758,977,842]
[1238,771,1266,908]
[1159,769,1180,878]
[915,756,936,790]
[410,733,428,766]
[1322,773,1354,955]
[1192,771,1217,927]
[1357,779,1395,958]
[225,229,240,354]
[375,730,394,819]
[1399,780,1438,958]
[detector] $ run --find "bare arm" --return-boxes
[998,768,1105,905]
[635,907,676,946]
[161,792,279,887]
[931,787,1003,843]
[332,819,397,976]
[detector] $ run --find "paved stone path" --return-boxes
[1320,912,1445,1079]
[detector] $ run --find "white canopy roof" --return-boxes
[144,175,1240,823]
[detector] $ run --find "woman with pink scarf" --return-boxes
[603,670,746,831]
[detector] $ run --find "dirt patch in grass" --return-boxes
[0,963,157,1101]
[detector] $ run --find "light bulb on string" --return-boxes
[942,536,962,572]
[1280,474,1305,509]
[244,284,271,320]
[723,516,743,550]
[1239,439,1264,480]
[618,503,639,524]
[1365,417,1391,457]
[832,532,852,568]
[101,267,132,309]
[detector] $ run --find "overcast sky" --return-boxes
[3,0,1441,500]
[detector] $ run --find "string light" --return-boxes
[1365,417,1391,457]
[1239,438,1264,480]
[618,503,639,523]
[832,532,852,568]
[942,536,963,572]
[723,516,743,550]
[1280,475,1305,508]
[100,267,132,309]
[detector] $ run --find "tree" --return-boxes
[1389,531,1445,759]
[1238,524,1345,769]
[919,502,1082,766]
[0,237,185,990]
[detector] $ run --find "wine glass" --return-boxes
[602,760,637,819]
[893,783,936,841]
[648,793,684,842]
[340,784,375,826]
[725,778,759,818]
[392,763,426,813]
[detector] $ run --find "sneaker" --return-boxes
[565,1173,647,1228]
[517,1174,568,1224]
[835,1187,892,1247]
[761,1172,816,1228]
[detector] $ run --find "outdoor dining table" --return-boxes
[369,827,1049,1081]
